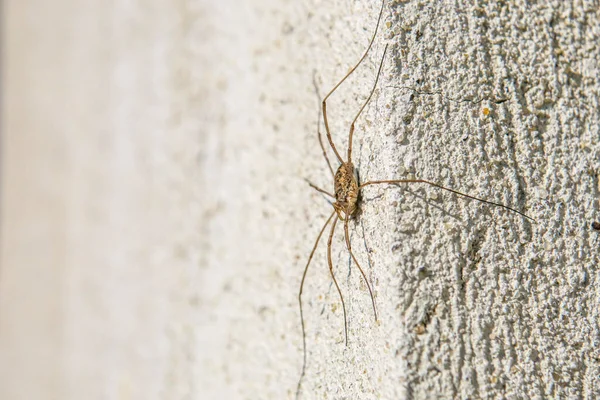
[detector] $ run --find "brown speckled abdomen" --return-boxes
[334,162,359,219]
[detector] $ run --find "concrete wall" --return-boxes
[1,0,599,399]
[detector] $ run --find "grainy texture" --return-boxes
[1,0,599,400]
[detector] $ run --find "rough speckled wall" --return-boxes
[1,0,599,399]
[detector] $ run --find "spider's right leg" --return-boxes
[297,210,336,399]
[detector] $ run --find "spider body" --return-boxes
[333,162,358,220]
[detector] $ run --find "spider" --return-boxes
[296,1,534,397]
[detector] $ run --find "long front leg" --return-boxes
[347,44,388,163]
[311,71,335,177]
[322,0,387,165]
[360,179,535,221]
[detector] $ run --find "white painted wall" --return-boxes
[2,0,599,399]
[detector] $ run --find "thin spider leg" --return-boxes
[312,71,335,177]
[297,211,336,400]
[348,44,389,163]
[344,218,377,321]
[327,216,348,346]
[305,179,335,198]
[322,0,386,165]
[360,179,535,222]
[318,126,335,178]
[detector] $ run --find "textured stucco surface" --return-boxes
[1,0,599,399]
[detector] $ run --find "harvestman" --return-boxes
[296,1,534,397]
